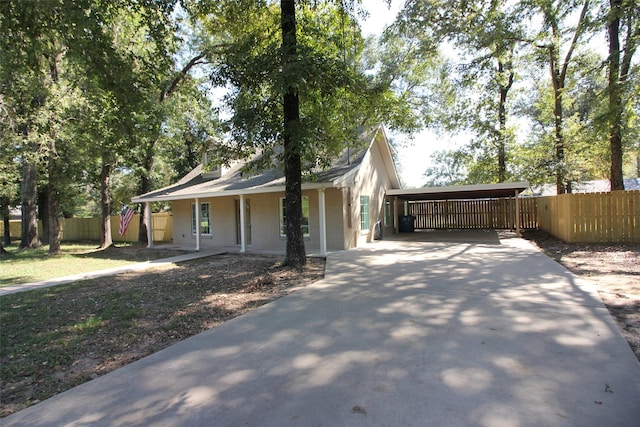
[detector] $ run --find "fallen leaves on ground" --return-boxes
[0,253,325,417]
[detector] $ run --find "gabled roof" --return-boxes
[133,126,397,203]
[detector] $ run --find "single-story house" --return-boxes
[132,126,400,255]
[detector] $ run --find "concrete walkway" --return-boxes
[3,235,640,426]
[0,251,222,296]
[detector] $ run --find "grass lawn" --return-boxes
[0,253,325,417]
[0,243,187,287]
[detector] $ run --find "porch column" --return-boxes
[318,188,327,256]
[393,196,399,234]
[145,202,153,248]
[515,190,521,237]
[194,198,200,252]
[239,194,246,253]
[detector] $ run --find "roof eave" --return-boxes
[376,126,402,189]
[131,181,336,203]
[387,181,531,200]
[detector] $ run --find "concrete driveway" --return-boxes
[4,233,640,426]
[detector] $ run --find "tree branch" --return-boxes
[560,0,590,83]
[620,16,639,82]
[160,52,206,102]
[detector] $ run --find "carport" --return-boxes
[387,181,530,236]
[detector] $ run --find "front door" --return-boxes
[235,199,252,245]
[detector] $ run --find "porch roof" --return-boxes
[387,182,530,201]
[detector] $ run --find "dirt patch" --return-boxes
[0,253,325,417]
[522,230,640,362]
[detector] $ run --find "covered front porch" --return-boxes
[135,185,338,256]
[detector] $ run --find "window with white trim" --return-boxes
[360,195,370,230]
[192,202,211,235]
[279,197,309,237]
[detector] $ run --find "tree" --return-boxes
[0,0,49,250]
[423,149,468,186]
[92,3,183,248]
[160,81,219,180]
[280,0,306,266]
[134,52,211,245]
[607,0,639,190]
[364,21,446,134]
[396,0,525,183]
[525,0,594,193]
[188,1,413,267]
[1,0,183,251]
[0,94,19,248]
[511,48,612,187]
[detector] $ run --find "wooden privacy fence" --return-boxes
[3,192,638,244]
[148,212,173,242]
[407,197,537,230]
[537,191,640,243]
[1,212,173,243]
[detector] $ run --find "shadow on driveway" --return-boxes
[4,236,640,426]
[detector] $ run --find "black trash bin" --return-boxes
[398,215,415,232]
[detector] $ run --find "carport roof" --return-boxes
[387,181,530,201]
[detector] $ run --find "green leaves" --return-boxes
[393,0,639,188]
[196,1,392,173]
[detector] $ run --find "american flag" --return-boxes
[119,205,136,236]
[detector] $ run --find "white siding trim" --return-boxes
[318,188,327,256]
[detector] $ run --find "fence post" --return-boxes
[515,191,521,236]
[145,202,153,248]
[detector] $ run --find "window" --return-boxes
[384,199,392,226]
[192,202,211,235]
[360,195,370,230]
[279,197,309,237]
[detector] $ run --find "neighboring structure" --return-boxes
[132,126,400,255]
[530,178,640,196]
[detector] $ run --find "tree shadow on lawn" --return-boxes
[0,253,324,417]
[70,244,191,263]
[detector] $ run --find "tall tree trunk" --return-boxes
[3,215,10,247]
[1,197,11,246]
[548,45,567,195]
[38,188,49,245]
[497,95,507,183]
[281,0,306,267]
[47,51,63,254]
[48,139,61,254]
[47,190,61,254]
[497,59,514,183]
[553,84,566,194]
[19,160,40,249]
[99,154,113,249]
[608,0,624,191]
